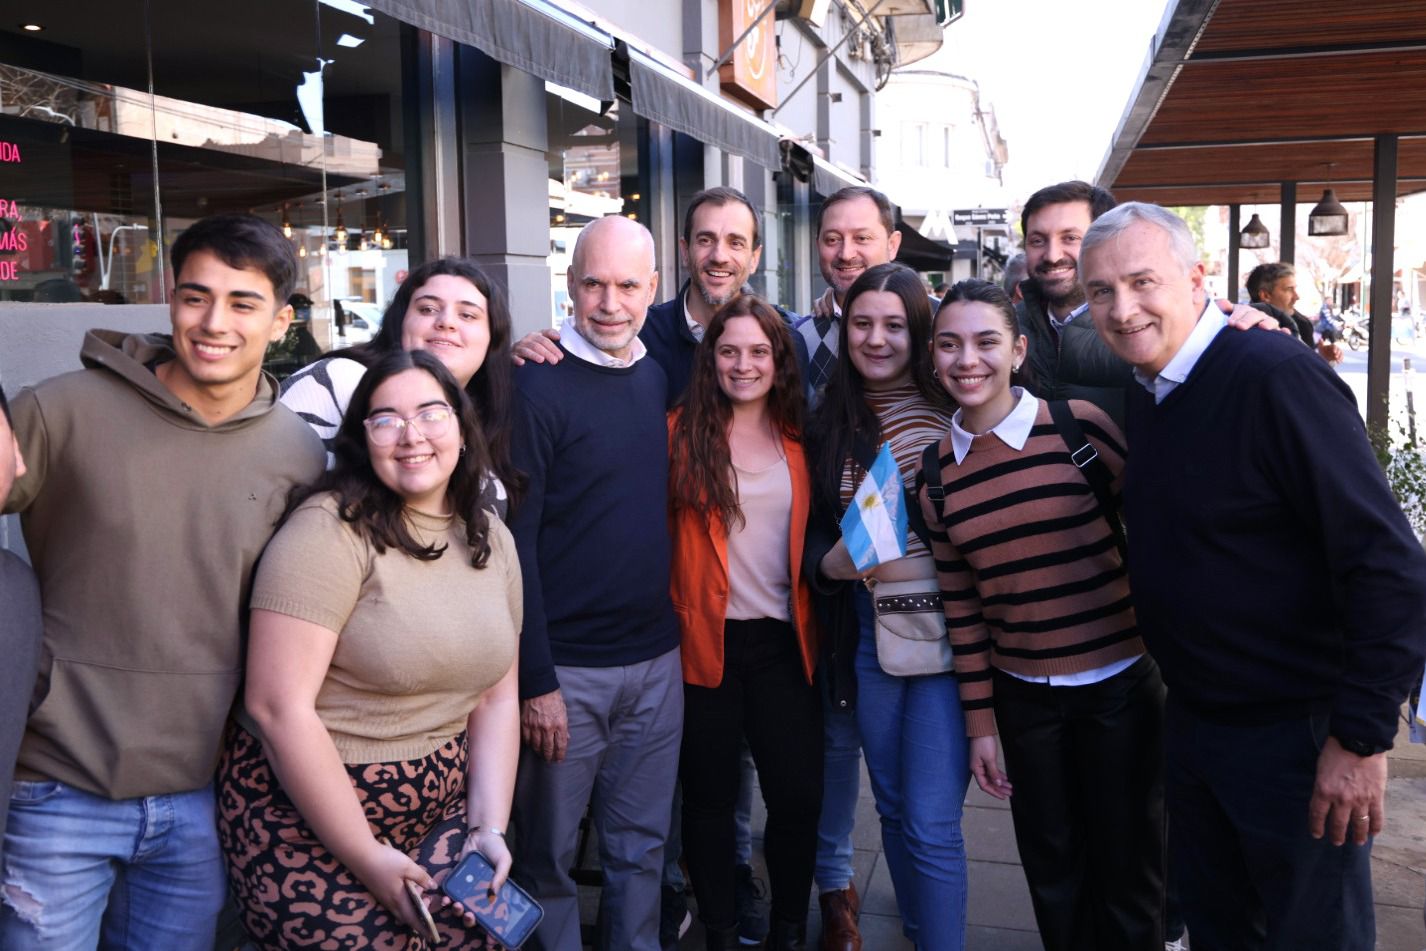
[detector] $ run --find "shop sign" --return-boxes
[719,0,777,111]
[1,142,24,281]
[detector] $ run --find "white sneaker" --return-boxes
[1165,939,1188,951]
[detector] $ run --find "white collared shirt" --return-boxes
[1133,299,1224,403]
[1048,301,1089,335]
[949,386,1038,464]
[946,386,1142,687]
[557,315,649,369]
[681,292,706,343]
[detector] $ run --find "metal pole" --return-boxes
[705,0,780,79]
[1406,357,1417,445]
[1279,180,1296,265]
[1227,204,1241,302]
[771,0,890,118]
[1367,134,1398,444]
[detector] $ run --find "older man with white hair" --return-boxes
[509,214,684,951]
[1080,201,1426,950]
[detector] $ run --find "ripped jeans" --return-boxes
[0,779,226,951]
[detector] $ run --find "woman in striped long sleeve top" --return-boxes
[919,279,1166,951]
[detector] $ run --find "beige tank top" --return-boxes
[726,455,793,622]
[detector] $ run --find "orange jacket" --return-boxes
[667,412,821,688]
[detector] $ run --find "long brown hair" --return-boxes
[669,295,805,528]
[807,262,953,512]
[282,350,495,568]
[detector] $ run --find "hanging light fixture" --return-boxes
[298,244,307,258]
[1239,213,1270,249]
[371,219,385,247]
[1308,164,1349,237]
[333,193,348,246]
[281,204,293,239]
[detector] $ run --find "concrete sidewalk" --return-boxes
[665,711,1426,951]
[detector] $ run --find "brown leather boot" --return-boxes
[817,884,862,951]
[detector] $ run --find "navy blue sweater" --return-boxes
[1124,328,1426,748]
[510,348,680,700]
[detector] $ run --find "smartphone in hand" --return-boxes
[440,851,544,949]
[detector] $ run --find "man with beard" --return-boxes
[514,187,771,408]
[1016,180,1131,425]
[1246,262,1315,345]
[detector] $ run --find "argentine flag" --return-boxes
[840,442,908,571]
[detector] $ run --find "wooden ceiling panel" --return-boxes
[1139,51,1426,146]
[1194,0,1426,53]
[1111,181,1426,207]
[1114,137,1426,190]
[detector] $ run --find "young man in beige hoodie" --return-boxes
[0,214,323,950]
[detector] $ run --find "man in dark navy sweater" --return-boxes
[1081,201,1426,950]
[508,214,684,951]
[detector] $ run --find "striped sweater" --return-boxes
[840,383,955,560]
[919,399,1142,737]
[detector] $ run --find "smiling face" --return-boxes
[364,368,462,514]
[568,217,659,360]
[818,196,902,303]
[399,274,491,388]
[163,249,292,416]
[714,315,775,408]
[1082,219,1206,377]
[682,201,762,315]
[932,299,1026,431]
[846,289,913,390]
[1024,200,1093,313]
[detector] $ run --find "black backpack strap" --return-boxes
[921,440,946,508]
[1048,400,1128,562]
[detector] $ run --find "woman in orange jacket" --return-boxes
[668,294,822,951]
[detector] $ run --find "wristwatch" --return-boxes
[1336,736,1389,757]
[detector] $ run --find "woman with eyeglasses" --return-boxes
[218,350,521,949]
[281,257,522,519]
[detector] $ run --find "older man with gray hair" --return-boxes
[509,214,684,951]
[1080,201,1426,950]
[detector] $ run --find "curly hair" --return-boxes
[282,350,495,568]
[335,256,523,513]
[668,295,805,529]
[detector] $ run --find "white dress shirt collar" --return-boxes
[558,315,648,368]
[949,386,1038,464]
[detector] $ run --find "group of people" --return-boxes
[0,177,1422,951]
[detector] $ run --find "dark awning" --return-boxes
[811,154,867,197]
[894,215,954,272]
[625,46,784,171]
[363,0,615,101]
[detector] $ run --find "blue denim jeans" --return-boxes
[853,588,969,951]
[0,779,226,951]
[814,656,863,892]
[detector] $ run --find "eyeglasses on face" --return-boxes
[362,404,454,445]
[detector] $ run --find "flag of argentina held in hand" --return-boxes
[840,442,908,572]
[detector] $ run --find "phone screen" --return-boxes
[440,851,544,949]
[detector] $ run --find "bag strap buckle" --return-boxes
[1070,442,1099,469]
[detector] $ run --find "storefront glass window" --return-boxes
[0,1,417,375]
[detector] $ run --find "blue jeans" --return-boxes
[815,657,862,892]
[0,779,227,950]
[853,588,969,951]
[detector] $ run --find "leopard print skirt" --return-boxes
[217,725,498,950]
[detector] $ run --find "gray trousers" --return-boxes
[514,647,684,951]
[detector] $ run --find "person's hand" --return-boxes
[1219,300,1289,334]
[437,829,515,928]
[1308,736,1387,846]
[819,539,867,582]
[351,840,437,933]
[521,689,569,762]
[811,287,836,320]
[968,734,1012,800]
[512,328,563,366]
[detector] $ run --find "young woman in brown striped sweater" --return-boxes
[919,279,1166,951]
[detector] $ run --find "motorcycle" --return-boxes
[1340,310,1369,351]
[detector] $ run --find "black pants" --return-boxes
[1165,702,1375,951]
[680,618,823,930]
[994,654,1167,951]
